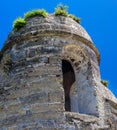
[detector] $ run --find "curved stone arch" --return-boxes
[62,44,90,72]
[62,44,90,112]
[62,44,100,116]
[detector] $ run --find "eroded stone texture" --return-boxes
[0,15,117,130]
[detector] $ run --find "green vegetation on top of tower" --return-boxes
[54,4,69,16]
[101,80,108,87]
[13,9,48,30]
[68,14,81,24]
[12,4,81,30]
[54,4,81,24]
[24,9,48,20]
[13,17,26,30]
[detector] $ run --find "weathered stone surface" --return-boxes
[0,15,117,130]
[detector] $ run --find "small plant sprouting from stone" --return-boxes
[13,17,26,30]
[24,9,48,20]
[101,80,108,87]
[54,4,81,23]
[54,3,69,16]
[69,14,81,24]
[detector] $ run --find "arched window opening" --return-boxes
[62,60,76,111]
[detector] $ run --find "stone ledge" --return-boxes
[105,99,117,110]
[0,33,100,64]
[65,112,98,123]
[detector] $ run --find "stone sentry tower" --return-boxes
[0,14,117,129]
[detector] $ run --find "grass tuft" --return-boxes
[13,17,26,30]
[69,14,81,24]
[54,4,68,16]
[101,80,108,87]
[24,9,48,20]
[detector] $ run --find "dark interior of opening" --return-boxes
[62,60,75,111]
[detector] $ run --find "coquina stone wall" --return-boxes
[0,15,117,130]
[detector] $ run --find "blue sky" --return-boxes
[0,0,117,97]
